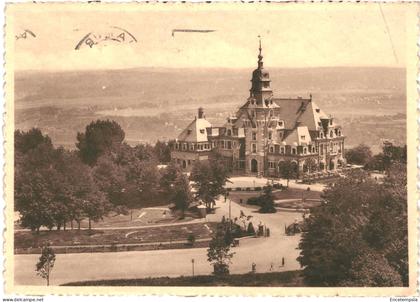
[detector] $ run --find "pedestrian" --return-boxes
[282,257,285,267]
[269,262,274,271]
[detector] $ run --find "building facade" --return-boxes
[171,42,346,177]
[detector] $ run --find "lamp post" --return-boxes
[191,258,195,277]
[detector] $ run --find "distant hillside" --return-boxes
[15,67,405,108]
[14,67,406,153]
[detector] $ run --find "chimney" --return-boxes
[198,107,204,119]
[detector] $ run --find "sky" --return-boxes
[9,3,411,71]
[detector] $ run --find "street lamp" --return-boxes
[191,258,195,277]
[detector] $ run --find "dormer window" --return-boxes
[301,135,306,140]
[200,129,205,134]
[187,129,192,135]
[278,121,284,127]
[316,108,320,113]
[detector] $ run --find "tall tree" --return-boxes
[278,160,298,186]
[207,219,235,276]
[170,173,193,218]
[76,120,125,165]
[36,244,56,286]
[190,157,229,211]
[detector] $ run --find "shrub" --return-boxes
[247,222,256,235]
[247,196,262,206]
[235,187,242,191]
[245,187,251,191]
[187,233,196,246]
[255,186,262,191]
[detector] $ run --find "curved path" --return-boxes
[14,196,303,286]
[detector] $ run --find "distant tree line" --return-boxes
[15,120,228,232]
[345,143,407,172]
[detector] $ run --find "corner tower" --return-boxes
[249,37,273,106]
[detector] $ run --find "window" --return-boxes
[227,129,232,136]
[200,129,205,134]
[182,143,187,151]
[233,128,238,136]
[292,148,297,155]
[312,146,316,153]
[330,130,333,137]
[252,143,257,153]
[280,147,285,154]
[227,141,232,150]
[301,135,306,140]
[278,131,283,139]
[316,108,320,113]
[269,110,273,117]
[252,132,257,140]
[303,147,307,154]
[175,143,179,150]
[268,131,272,140]
[320,132,324,138]
[187,160,191,165]
[269,161,275,169]
[320,145,324,155]
[190,144,194,151]
[278,121,284,127]
[269,146,274,153]
[187,129,192,135]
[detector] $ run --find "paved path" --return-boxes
[225,176,326,192]
[15,197,303,286]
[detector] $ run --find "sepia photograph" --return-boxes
[4,2,418,296]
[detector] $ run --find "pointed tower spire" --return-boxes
[249,35,273,105]
[257,35,263,68]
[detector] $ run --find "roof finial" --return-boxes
[257,35,263,67]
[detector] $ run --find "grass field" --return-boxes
[15,222,217,250]
[62,270,304,287]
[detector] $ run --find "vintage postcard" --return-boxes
[4,2,418,296]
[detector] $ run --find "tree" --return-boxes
[171,174,193,219]
[298,167,408,286]
[190,157,229,211]
[160,161,182,194]
[345,144,372,165]
[277,160,298,186]
[36,244,56,286]
[76,120,125,165]
[341,251,403,287]
[258,186,277,213]
[15,128,52,155]
[304,157,318,174]
[154,140,174,163]
[207,219,235,276]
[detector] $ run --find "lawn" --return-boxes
[15,222,217,251]
[62,270,304,287]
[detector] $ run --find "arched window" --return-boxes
[292,148,297,155]
[269,146,274,153]
[330,130,334,137]
[227,129,232,136]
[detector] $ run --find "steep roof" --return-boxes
[177,117,212,143]
[272,98,328,131]
[283,126,312,146]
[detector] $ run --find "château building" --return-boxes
[171,41,346,178]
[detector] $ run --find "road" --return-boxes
[14,195,303,286]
